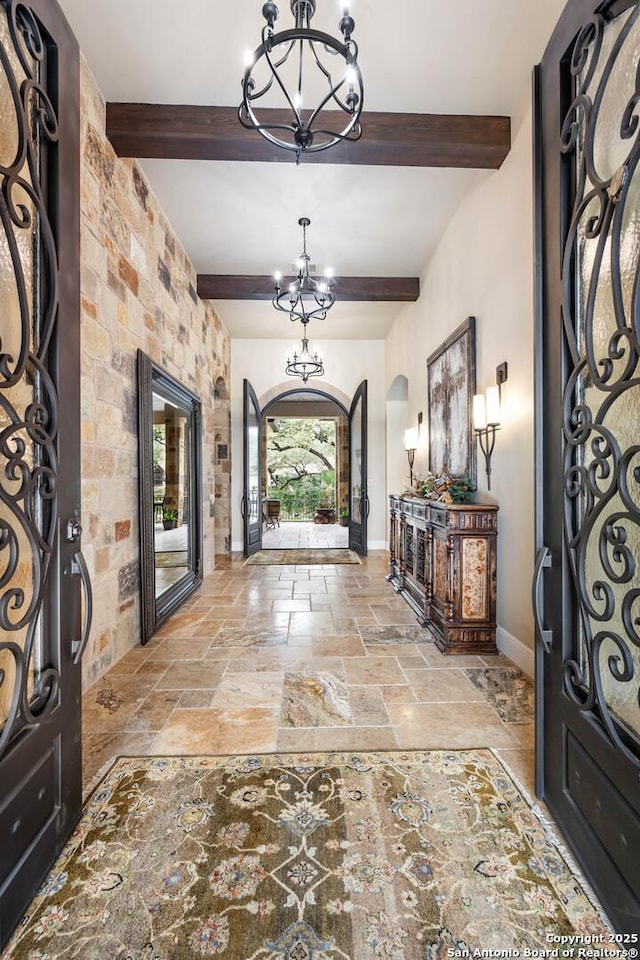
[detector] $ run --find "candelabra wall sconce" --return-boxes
[404,411,423,488]
[473,362,507,490]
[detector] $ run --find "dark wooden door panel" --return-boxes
[535,0,640,933]
[348,380,368,555]
[0,0,84,948]
[243,380,263,557]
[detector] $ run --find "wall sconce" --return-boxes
[473,363,507,490]
[404,412,422,488]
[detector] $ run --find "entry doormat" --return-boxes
[246,548,361,565]
[6,751,610,958]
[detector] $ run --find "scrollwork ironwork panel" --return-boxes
[405,524,414,577]
[0,0,60,757]
[561,4,640,761]
[416,528,426,586]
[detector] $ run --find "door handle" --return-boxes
[240,496,246,519]
[364,494,371,518]
[532,546,553,654]
[66,518,82,543]
[70,550,93,664]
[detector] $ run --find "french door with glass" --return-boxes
[243,379,263,556]
[348,380,368,555]
[0,0,87,948]
[535,0,640,932]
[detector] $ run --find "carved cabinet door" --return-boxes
[0,0,87,948]
[535,0,640,932]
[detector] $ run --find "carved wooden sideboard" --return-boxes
[387,496,499,654]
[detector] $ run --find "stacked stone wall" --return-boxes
[80,58,231,685]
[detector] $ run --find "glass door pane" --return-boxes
[0,5,46,733]
[572,8,640,743]
[243,381,262,556]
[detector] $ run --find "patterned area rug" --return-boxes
[6,751,610,958]
[246,549,361,565]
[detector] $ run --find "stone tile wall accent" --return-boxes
[80,58,231,686]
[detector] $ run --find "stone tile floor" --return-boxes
[83,552,535,795]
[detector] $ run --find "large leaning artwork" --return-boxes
[427,316,476,483]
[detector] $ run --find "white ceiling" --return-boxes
[58,0,567,339]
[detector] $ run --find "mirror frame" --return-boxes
[137,350,203,643]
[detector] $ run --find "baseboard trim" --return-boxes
[496,625,534,678]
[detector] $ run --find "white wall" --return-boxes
[386,375,409,499]
[231,338,387,552]
[386,400,410,497]
[386,108,536,662]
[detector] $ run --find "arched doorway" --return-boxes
[242,381,368,555]
[262,389,349,550]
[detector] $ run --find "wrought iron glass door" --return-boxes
[243,379,262,557]
[0,0,85,949]
[535,0,640,933]
[348,380,368,555]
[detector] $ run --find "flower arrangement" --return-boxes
[417,472,475,504]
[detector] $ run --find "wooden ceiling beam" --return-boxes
[197,275,420,302]
[106,104,511,168]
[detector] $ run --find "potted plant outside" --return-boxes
[162,508,178,530]
[339,507,350,527]
[313,495,336,524]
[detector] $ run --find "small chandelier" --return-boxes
[273,217,335,325]
[286,334,324,383]
[239,1,363,162]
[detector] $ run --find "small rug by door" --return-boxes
[246,548,361,565]
[6,751,610,959]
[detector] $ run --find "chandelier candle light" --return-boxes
[286,335,324,382]
[239,1,364,162]
[276,217,333,382]
[273,217,335,325]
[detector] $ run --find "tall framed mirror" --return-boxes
[137,351,203,643]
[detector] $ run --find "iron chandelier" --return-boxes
[273,217,335,325]
[286,334,324,382]
[239,0,363,162]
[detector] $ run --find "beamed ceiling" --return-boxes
[58,0,568,340]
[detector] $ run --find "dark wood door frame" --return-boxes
[534,0,640,933]
[0,0,85,949]
[348,380,368,556]
[243,380,263,557]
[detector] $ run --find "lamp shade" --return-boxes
[485,385,501,425]
[473,394,486,430]
[404,427,419,451]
